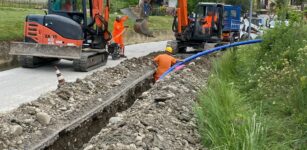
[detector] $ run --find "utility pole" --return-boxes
[248,0,253,40]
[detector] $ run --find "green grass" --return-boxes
[196,22,307,149]
[0,7,43,41]
[0,6,172,41]
[196,51,267,150]
[147,16,173,30]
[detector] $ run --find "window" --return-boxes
[231,10,237,18]
[223,11,228,18]
[51,0,82,12]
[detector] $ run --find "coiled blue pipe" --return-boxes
[159,39,262,80]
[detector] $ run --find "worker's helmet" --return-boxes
[116,15,122,21]
[165,47,173,53]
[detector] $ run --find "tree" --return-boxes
[187,0,250,13]
[275,0,288,9]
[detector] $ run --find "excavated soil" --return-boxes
[0,51,215,150]
[0,53,158,150]
[82,57,212,150]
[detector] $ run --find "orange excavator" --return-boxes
[9,0,118,71]
[168,0,241,53]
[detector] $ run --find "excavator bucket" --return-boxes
[9,42,82,59]
[134,19,154,37]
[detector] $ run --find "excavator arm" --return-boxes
[176,0,188,33]
[92,0,110,28]
[91,0,112,41]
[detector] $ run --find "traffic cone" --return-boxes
[54,66,65,88]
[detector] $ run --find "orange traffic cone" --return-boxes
[54,66,65,88]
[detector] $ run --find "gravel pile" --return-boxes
[83,57,212,150]
[0,54,157,150]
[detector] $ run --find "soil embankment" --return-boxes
[0,52,214,149]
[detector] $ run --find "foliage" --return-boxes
[197,23,307,149]
[196,51,267,150]
[110,0,138,13]
[188,0,250,13]
[287,10,303,22]
[275,0,289,9]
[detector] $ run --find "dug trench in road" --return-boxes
[0,41,168,113]
[82,56,213,150]
[0,51,215,150]
[0,53,157,150]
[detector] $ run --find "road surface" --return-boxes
[0,41,167,113]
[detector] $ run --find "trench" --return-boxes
[30,70,155,150]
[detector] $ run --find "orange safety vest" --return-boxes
[154,54,177,81]
[112,16,128,48]
[203,15,217,28]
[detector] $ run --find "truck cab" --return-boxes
[222,5,241,42]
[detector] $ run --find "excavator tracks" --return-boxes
[73,50,109,72]
[19,55,59,68]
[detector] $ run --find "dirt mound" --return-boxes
[0,54,156,149]
[82,58,212,150]
[0,50,214,149]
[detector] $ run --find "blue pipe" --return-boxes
[159,39,262,80]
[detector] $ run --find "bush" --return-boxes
[196,56,266,149]
[197,23,307,149]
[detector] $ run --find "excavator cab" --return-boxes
[192,3,224,43]
[169,2,224,53]
[49,0,85,24]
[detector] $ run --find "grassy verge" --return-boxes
[0,7,42,41]
[196,23,307,149]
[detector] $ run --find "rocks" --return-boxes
[83,57,211,150]
[57,90,72,100]
[112,80,122,86]
[135,136,143,141]
[166,93,176,98]
[36,112,51,125]
[0,52,211,150]
[59,107,68,111]
[157,102,165,106]
[83,144,94,150]
[109,117,123,124]
[141,91,149,98]
[189,62,196,66]
[162,85,178,92]
[11,125,23,136]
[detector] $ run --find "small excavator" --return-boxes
[168,0,241,53]
[10,0,118,71]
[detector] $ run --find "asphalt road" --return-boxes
[0,41,167,113]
